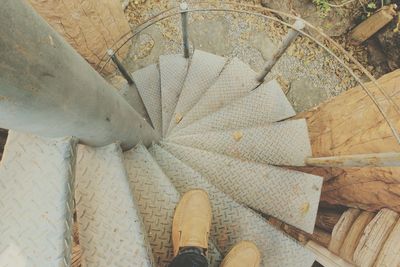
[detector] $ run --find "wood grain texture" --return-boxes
[27,0,131,75]
[373,218,400,267]
[353,208,399,267]
[295,70,400,212]
[315,209,342,233]
[339,211,375,262]
[306,241,355,267]
[328,208,361,254]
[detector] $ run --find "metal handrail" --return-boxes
[100,2,400,146]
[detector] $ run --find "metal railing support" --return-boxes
[257,19,305,82]
[0,0,159,149]
[108,49,134,84]
[306,152,400,167]
[180,2,190,58]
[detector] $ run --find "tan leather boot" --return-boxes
[172,189,212,256]
[221,241,261,267]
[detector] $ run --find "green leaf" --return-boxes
[367,2,377,9]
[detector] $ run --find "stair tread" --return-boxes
[75,144,153,267]
[160,54,189,137]
[150,144,315,267]
[160,141,322,233]
[166,50,226,135]
[169,79,296,138]
[124,144,222,266]
[0,131,76,266]
[169,119,312,166]
[132,64,162,134]
[171,57,259,134]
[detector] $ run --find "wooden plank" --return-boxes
[306,152,400,167]
[306,241,355,267]
[374,218,400,267]
[27,0,131,75]
[328,208,361,254]
[353,208,399,267]
[339,211,375,262]
[350,5,397,45]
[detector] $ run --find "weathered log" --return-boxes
[328,208,361,254]
[374,217,400,267]
[306,241,355,267]
[27,0,131,75]
[339,211,375,262]
[294,69,400,212]
[315,208,343,233]
[353,208,399,267]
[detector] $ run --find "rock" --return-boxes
[365,38,390,76]
[287,78,328,112]
[377,20,400,70]
[249,32,277,61]
[261,0,356,36]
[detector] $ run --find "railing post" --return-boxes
[108,49,134,85]
[180,2,190,58]
[0,0,159,149]
[257,19,305,82]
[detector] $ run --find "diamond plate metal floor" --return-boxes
[75,144,153,267]
[124,144,222,267]
[160,141,322,233]
[132,64,162,134]
[169,79,296,138]
[166,50,226,135]
[150,144,316,267]
[160,54,189,137]
[0,131,77,267]
[170,57,259,135]
[169,119,312,166]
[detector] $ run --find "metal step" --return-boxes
[169,119,312,166]
[169,79,296,138]
[123,144,222,267]
[75,144,153,267]
[150,144,315,267]
[132,64,162,134]
[160,54,189,137]
[170,57,259,135]
[166,50,226,135]
[159,141,322,233]
[0,131,77,266]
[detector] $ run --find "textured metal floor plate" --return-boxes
[159,142,322,233]
[132,64,162,134]
[124,145,221,266]
[169,119,312,166]
[75,144,153,267]
[169,79,296,138]
[171,57,259,134]
[166,50,226,135]
[150,144,315,267]
[160,54,189,137]
[0,131,76,267]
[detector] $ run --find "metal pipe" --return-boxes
[0,0,159,149]
[180,2,190,58]
[257,19,305,82]
[108,49,134,84]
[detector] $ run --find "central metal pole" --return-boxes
[0,0,159,149]
[180,2,190,58]
[108,49,134,85]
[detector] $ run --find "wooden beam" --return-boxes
[306,152,400,167]
[306,241,355,267]
[315,209,343,233]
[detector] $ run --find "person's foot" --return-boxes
[172,189,212,256]
[221,241,261,267]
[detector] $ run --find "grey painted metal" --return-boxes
[108,49,134,84]
[159,141,322,233]
[166,50,226,135]
[160,54,189,137]
[132,64,163,134]
[169,119,312,166]
[75,143,154,267]
[0,0,158,149]
[180,2,190,58]
[123,144,222,266]
[257,19,305,82]
[150,144,316,267]
[0,131,76,267]
[168,79,296,138]
[170,57,259,134]
[306,152,400,167]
